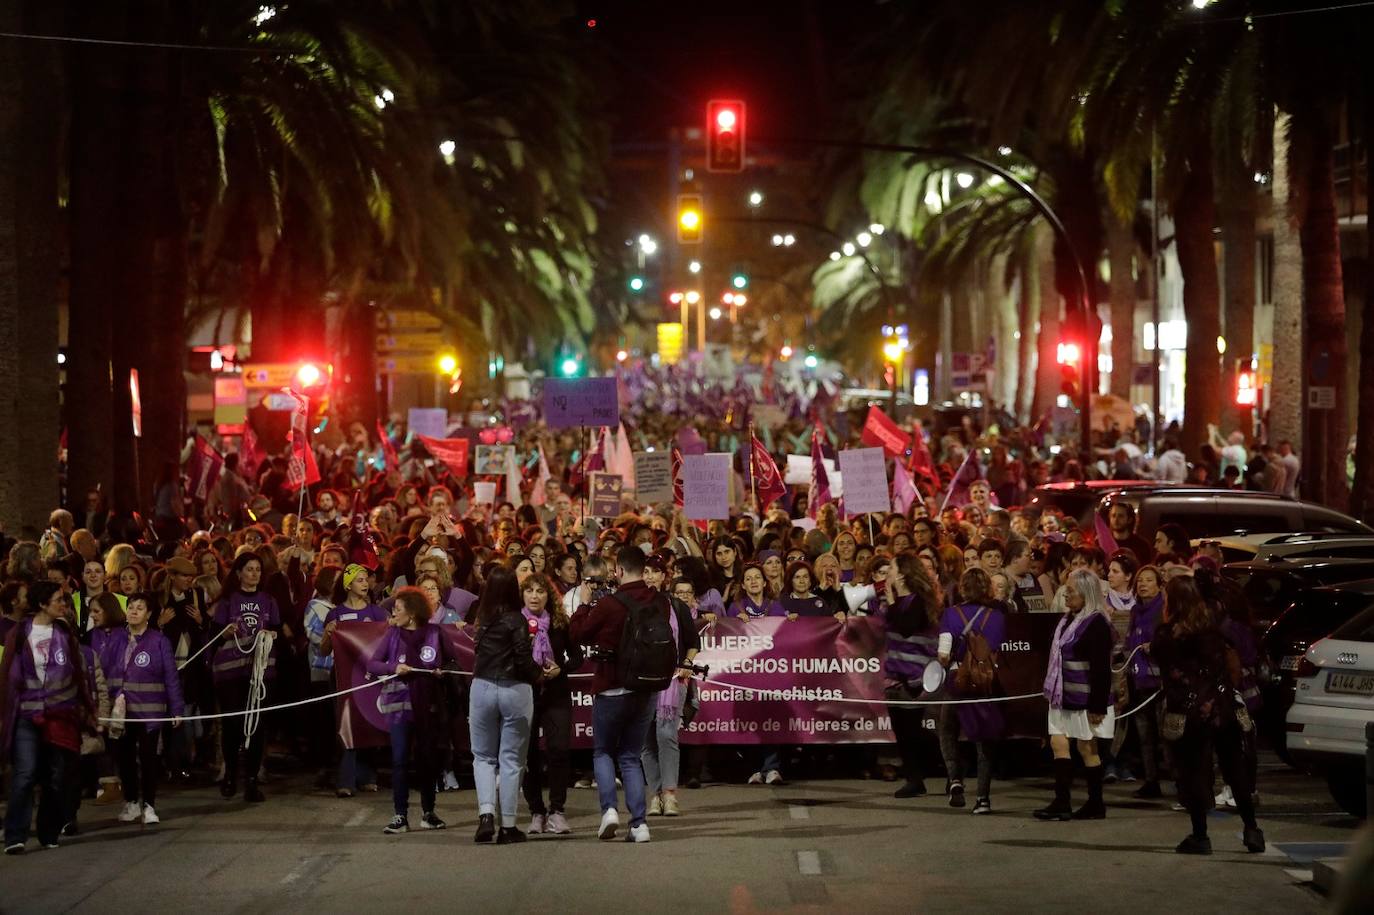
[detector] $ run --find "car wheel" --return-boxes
[1325,767,1368,818]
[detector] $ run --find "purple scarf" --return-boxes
[521,608,554,667]
[1043,610,1093,708]
[655,605,684,723]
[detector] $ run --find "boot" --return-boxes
[1033,758,1073,821]
[243,778,265,803]
[219,770,237,799]
[1072,765,1106,819]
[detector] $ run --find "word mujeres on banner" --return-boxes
[330,616,1059,750]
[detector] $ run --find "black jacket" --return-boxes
[473,609,542,684]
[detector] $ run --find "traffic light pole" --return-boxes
[759,136,1095,453]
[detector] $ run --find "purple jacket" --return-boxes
[1125,595,1164,690]
[939,602,1008,741]
[211,590,281,683]
[367,626,444,725]
[115,629,185,728]
[729,595,786,619]
[91,625,129,696]
[882,595,940,682]
[1219,617,1263,712]
[325,602,389,626]
[2,618,86,755]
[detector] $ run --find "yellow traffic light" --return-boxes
[438,353,458,375]
[677,194,703,243]
[882,340,903,363]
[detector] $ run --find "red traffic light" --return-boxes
[1055,342,1081,366]
[706,99,745,173]
[296,362,322,388]
[1236,367,1258,406]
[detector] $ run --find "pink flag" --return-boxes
[613,423,636,489]
[907,420,937,484]
[530,445,552,507]
[1095,512,1119,556]
[807,425,832,518]
[892,461,918,515]
[376,420,399,474]
[506,449,524,506]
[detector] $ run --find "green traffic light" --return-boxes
[629,276,645,293]
[560,357,581,377]
[731,274,748,290]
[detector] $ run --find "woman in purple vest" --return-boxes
[368,587,451,835]
[1126,564,1167,800]
[322,563,389,797]
[1035,568,1114,821]
[112,592,184,826]
[937,567,1006,814]
[2,581,94,854]
[881,552,942,799]
[211,552,281,803]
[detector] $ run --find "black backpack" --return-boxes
[616,592,678,692]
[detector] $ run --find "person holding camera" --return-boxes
[570,546,681,844]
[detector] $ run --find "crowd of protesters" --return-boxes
[0,398,1274,854]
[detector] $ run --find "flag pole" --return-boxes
[939,448,976,515]
[748,422,760,513]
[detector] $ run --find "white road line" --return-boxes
[280,857,314,885]
[789,805,810,820]
[796,850,822,876]
[346,809,370,828]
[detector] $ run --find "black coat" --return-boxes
[473,609,542,684]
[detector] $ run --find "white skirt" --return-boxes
[1047,706,1116,741]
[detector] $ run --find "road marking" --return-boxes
[789,805,810,820]
[346,809,369,828]
[796,850,822,876]
[280,856,316,885]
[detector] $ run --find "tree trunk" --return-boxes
[1295,110,1348,509]
[1217,151,1258,438]
[1015,254,1039,423]
[0,0,62,537]
[1351,94,1374,522]
[988,252,1018,413]
[1105,213,1135,400]
[1032,223,1061,424]
[1172,137,1223,462]
[1269,112,1304,449]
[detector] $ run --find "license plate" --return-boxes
[1280,655,1301,671]
[1326,671,1374,697]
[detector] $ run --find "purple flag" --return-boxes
[807,425,832,518]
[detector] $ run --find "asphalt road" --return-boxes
[1,755,1363,914]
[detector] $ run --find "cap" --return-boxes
[166,556,196,576]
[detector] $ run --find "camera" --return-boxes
[584,577,615,604]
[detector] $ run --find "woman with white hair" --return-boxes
[1034,569,1115,822]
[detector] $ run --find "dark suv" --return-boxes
[1100,487,1369,542]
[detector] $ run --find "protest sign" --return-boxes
[543,377,618,428]
[406,407,448,441]
[473,481,497,503]
[682,452,731,520]
[590,472,623,517]
[633,451,674,503]
[838,447,891,515]
[473,444,512,475]
[786,453,835,485]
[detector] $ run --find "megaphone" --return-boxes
[922,659,946,694]
[843,583,876,613]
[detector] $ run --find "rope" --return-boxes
[242,631,275,748]
[97,674,396,725]
[1111,644,1148,675]
[175,624,235,671]
[1114,689,1161,722]
[701,676,1044,707]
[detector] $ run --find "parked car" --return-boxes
[1223,560,1374,758]
[1024,480,1165,529]
[1195,532,1374,566]
[1100,487,1370,542]
[1285,598,1374,817]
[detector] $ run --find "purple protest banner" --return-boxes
[543,377,619,428]
[682,453,731,520]
[590,472,623,517]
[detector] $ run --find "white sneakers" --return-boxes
[118,802,142,823]
[627,823,650,843]
[598,807,620,841]
[765,770,783,785]
[142,805,160,825]
[747,772,763,785]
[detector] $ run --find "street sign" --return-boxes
[375,309,442,331]
[264,392,298,411]
[376,331,444,352]
[242,362,296,389]
[1308,386,1336,410]
[213,375,247,426]
[379,354,442,374]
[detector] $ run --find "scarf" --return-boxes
[521,608,553,668]
[1043,609,1093,708]
[655,605,684,723]
[737,594,769,618]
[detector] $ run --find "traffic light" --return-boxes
[1055,339,1081,397]
[294,362,322,390]
[677,194,702,243]
[628,276,646,293]
[731,271,748,290]
[706,100,745,173]
[1235,360,1258,406]
[437,353,458,375]
[558,356,582,377]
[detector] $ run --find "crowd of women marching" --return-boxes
[1,424,1267,856]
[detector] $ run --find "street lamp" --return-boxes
[637,234,658,256]
[688,260,701,274]
[748,190,764,207]
[437,354,458,375]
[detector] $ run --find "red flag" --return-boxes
[860,406,908,459]
[240,423,265,483]
[188,434,224,502]
[376,420,399,474]
[907,420,937,483]
[286,393,321,490]
[417,435,470,479]
[671,447,685,510]
[346,490,379,570]
[750,433,787,510]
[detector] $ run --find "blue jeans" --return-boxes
[469,678,533,827]
[593,691,655,827]
[4,719,69,847]
[337,748,376,791]
[389,720,438,818]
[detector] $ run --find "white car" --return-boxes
[1194,532,1374,566]
[1285,605,1374,817]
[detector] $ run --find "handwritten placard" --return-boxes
[683,453,731,520]
[633,451,674,503]
[785,453,836,485]
[838,448,890,515]
[590,472,624,518]
[473,481,497,504]
[543,377,619,429]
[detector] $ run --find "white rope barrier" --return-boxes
[97,674,396,725]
